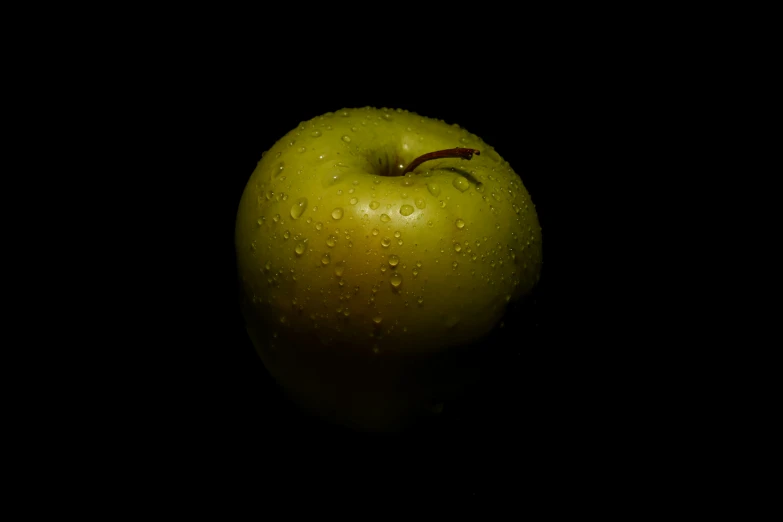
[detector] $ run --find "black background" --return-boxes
[131,32,653,501]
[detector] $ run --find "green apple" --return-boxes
[235,107,542,432]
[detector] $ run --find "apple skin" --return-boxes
[235,107,542,432]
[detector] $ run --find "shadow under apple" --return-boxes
[237,274,544,438]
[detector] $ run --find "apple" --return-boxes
[235,107,542,432]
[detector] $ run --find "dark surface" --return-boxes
[134,48,644,500]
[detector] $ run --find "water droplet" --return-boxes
[415,198,426,209]
[321,253,330,265]
[380,214,391,223]
[331,208,344,220]
[427,183,441,196]
[275,163,285,177]
[315,222,323,231]
[341,135,351,142]
[369,200,380,210]
[452,177,470,192]
[323,172,343,187]
[257,218,263,226]
[399,204,414,216]
[282,230,290,240]
[388,255,399,267]
[454,243,462,252]
[373,316,383,324]
[298,146,306,153]
[381,237,391,248]
[390,273,402,288]
[266,190,273,200]
[311,130,322,137]
[439,201,446,208]
[393,231,401,238]
[335,261,345,277]
[290,197,307,219]
[452,261,459,269]
[273,214,280,223]
[295,243,306,256]
[349,197,358,205]
[372,228,379,236]
[455,218,465,229]
[417,296,424,304]
[264,260,271,271]
[476,182,485,193]
[413,269,419,277]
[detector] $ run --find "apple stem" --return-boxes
[400,148,480,176]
